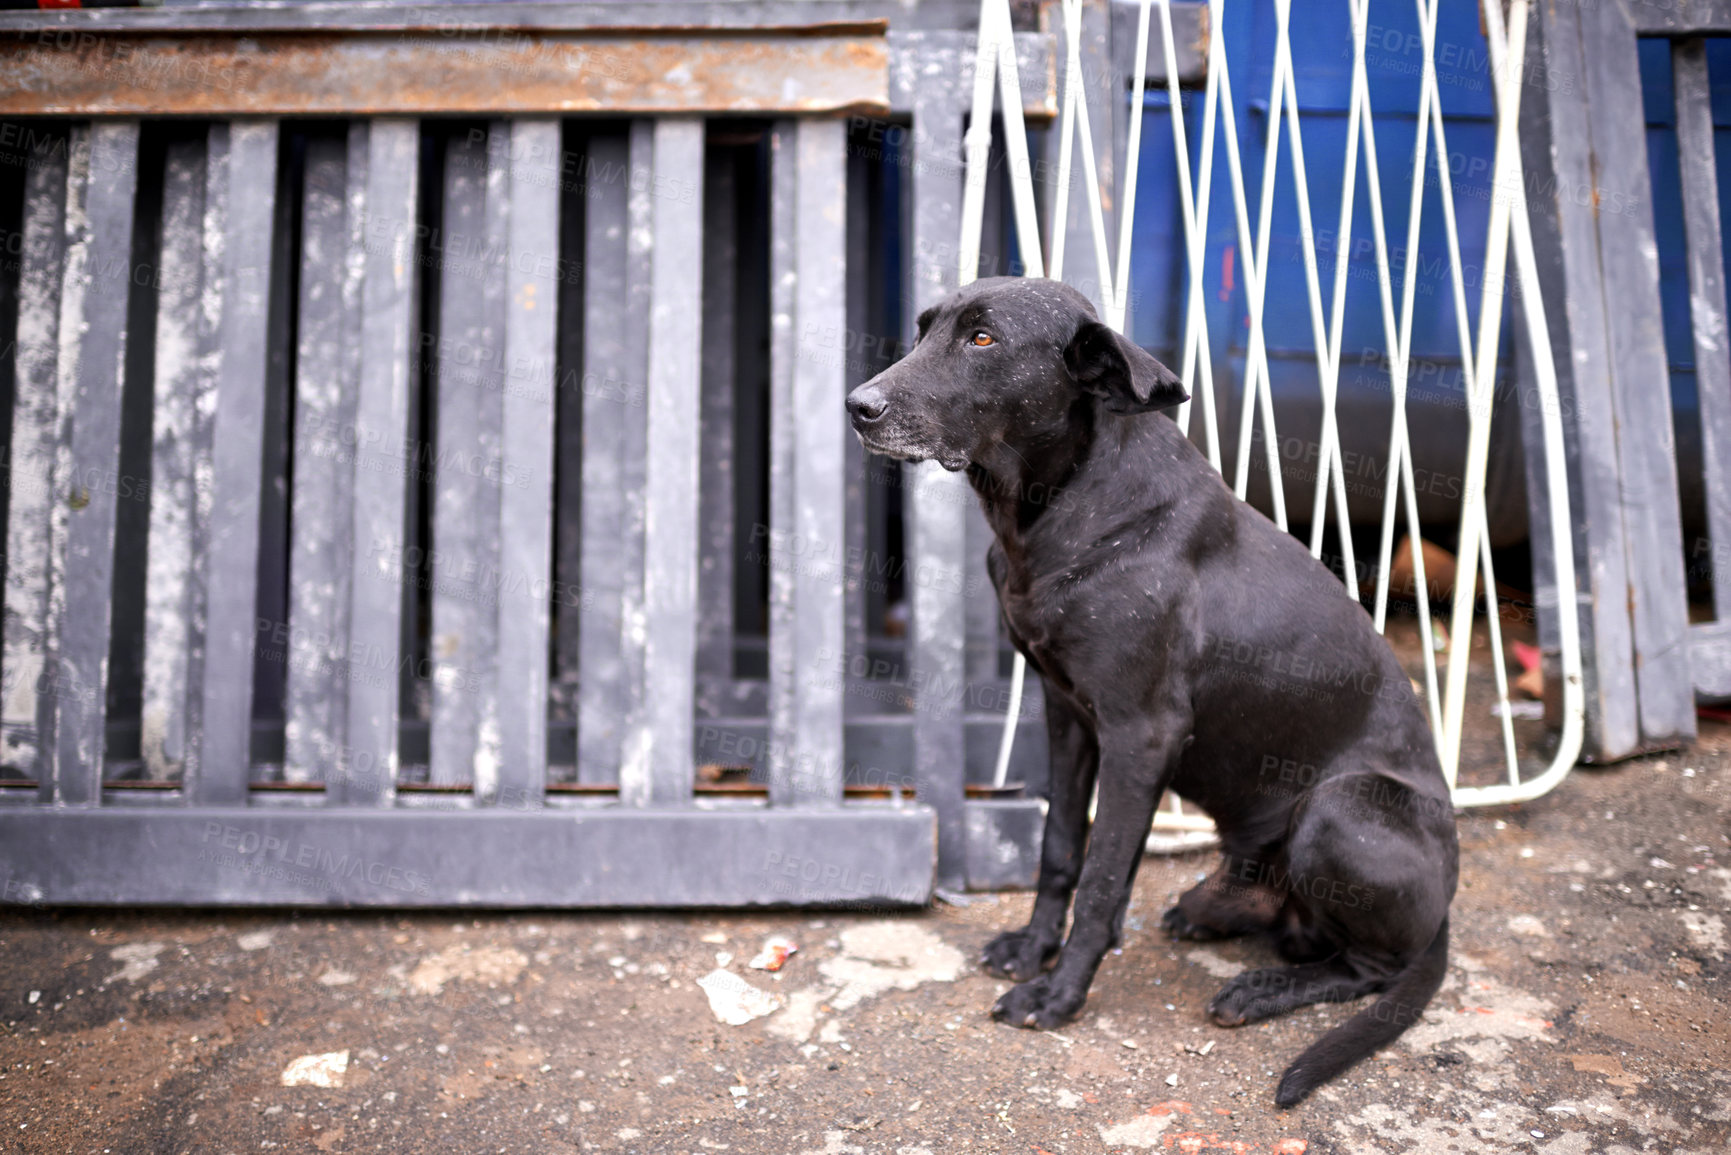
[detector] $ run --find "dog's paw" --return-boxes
[1206,968,1290,1027]
[990,975,1086,1030]
[979,928,1058,982]
[1160,903,1213,941]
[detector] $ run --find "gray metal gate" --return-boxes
[0,2,1082,906]
[1518,0,1731,761]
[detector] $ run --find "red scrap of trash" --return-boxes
[1271,1141,1309,1155]
[1511,640,1541,672]
[1147,1101,1194,1116]
[748,936,797,972]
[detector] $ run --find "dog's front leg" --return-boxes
[992,713,1187,1029]
[980,683,1097,981]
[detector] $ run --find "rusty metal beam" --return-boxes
[0,27,890,117]
[0,2,990,35]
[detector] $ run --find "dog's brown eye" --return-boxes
[971,331,994,347]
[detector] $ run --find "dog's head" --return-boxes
[845,277,1187,471]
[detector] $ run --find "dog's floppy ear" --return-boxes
[1063,319,1188,414]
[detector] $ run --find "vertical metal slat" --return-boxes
[429,125,506,790]
[285,132,360,785]
[791,117,848,805]
[576,128,650,787]
[189,120,279,806]
[767,120,797,803]
[140,136,207,781]
[492,117,561,808]
[46,122,141,805]
[620,117,704,808]
[341,119,420,806]
[3,129,67,785]
[908,85,969,887]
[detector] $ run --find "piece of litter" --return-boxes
[1531,1131,1545,1140]
[933,888,973,907]
[1121,1039,1138,1049]
[714,952,733,968]
[1165,1073,1179,1087]
[27,991,39,1005]
[701,932,728,945]
[281,1051,350,1088]
[1199,1040,1215,1056]
[729,1085,749,1098]
[696,969,781,1025]
[748,937,798,972]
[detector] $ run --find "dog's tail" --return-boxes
[1273,916,1449,1109]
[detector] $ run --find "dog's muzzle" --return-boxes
[845,384,888,430]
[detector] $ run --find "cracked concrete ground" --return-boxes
[3,717,1729,1153]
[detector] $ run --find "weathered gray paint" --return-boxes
[429,125,506,789]
[907,64,971,889]
[1673,39,1731,635]
[1519,1,1641,760]
[493,117,561,807]
[792,117,849,805]
[286,133,360,785]
[188,121,279,804]
[1045,0,1114,312]
[48,121,140,806]
[1579,0,1695,746]
[340,119,420,807]
[1629,2,1731,35]
[1109,0,1208,86]
[577,128,651,787]
[0,805,936,907]
[141,137,207,781]
[885,29,1056,119]
[964,797,1045,890]
[767,119,799,804]
[3,129,68,781]
[621,117,705,808]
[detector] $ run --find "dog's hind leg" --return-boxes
[1206,955,1387,1027]
[981,683,1097,981]
[1251,771,1457,1106]
[1161,855,1284,941]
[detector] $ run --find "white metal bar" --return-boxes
[984,0,1581,817]
[1161,0,1222,466]
[1441,0,1529,782]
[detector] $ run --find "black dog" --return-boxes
[846,277,1458,1108]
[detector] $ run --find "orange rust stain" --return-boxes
[1271,1140,1310,1155]
[1147,1100,1195,1116]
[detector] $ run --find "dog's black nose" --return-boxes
[847,386,888,424]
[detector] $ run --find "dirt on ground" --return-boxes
[3,655,1730,1153]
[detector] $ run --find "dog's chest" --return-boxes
[987,542,1090,683]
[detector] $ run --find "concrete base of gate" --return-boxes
[0,804,937,908]
[962,797,1045,891]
